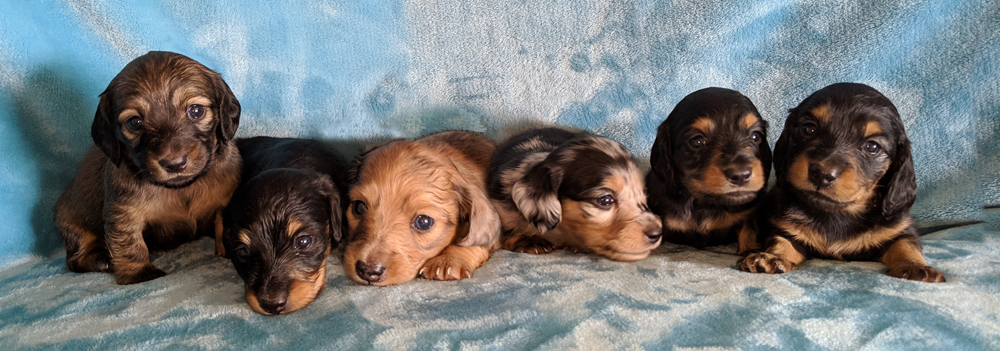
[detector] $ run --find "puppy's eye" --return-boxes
[751,131,763,143]
[864,141,882,154]
[799,123,817,136]
[125,116,143,131]
[412,215,434,231]
[295,235,312,250]
[351,201,367,216]
[186,104,205,120]
[234,247,250,261]
[688,136,706,148]
[596,195,615,208]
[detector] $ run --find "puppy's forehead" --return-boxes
[113,55,214,103]
[355,142,454,200]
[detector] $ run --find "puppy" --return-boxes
[646,88,771,253]
[488,128,662,262]
[739,83,945,282]
[223,137,347,315]
[344,131,501,286]
[53,51,241,285]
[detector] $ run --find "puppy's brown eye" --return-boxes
[751,131,763,143]
[186,104,205,120]
[412,215,434,231]
[688,136,706,148]
[351,201,367,216]
[125,116,143,131]
[864,141,882,154]
[234,247,250,261]
[295,235,312,249]
[596,195,615,207]
[800,123,817,136]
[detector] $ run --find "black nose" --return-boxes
[258,295,287,315]
[724,167,753,186]
[159,155,188,173]
[644,224,663,243]
[808,164,841,188]
[355,261,386,283]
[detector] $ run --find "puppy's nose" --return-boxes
[159,155,188,173]
[808,164,840,188]
[724,167,753,186]
[258,295,287,315]
[644,223,663,244]
[355,261,386,283]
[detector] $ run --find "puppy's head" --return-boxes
[223,169,342,315]
[774,83,916,218]
[649,87,771,206]
[92,51,240,188]
[344,140,498,286]
[513,135,662,261]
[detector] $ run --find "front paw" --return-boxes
[419,256,476,281]
[215,240,226,257]
[738,252,796,274]
[508,236,555,255]
[116,265,167,285]
[885,263,946,283]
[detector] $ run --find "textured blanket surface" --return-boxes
[0,0,998,349]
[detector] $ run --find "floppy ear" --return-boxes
[90,91,129,166]
[881,135,917,219]
[758,119,774,183]
[771,109,798,182]
[209,71,241,142]
[453,174,501,247]
[314,175,344,244]
[647,122,677,192]
[511,161,563,233]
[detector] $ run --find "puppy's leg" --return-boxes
[736,222,760,255]
[879,237,945,282]
[419,245,491,281]
[739,236,806,274]
[58,222,111,273]
[214,210,226,257]
[502,232,554,255]
[105,209,166,285]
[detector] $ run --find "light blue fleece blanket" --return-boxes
[0,0,997,349]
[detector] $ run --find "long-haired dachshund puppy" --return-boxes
[53,51,241,285]
[488,127,663,262]
[739,83,945,282]
[646,88,771,253]
[344,131,501,286]
[223,137,347,315]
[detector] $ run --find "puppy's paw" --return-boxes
[419,256,476,281]
[885,263,946,283]
[738,252,796,274]
[116,266,167,285]
[215,240,226,257]
[66,250,112,273]
[509,236,555,255]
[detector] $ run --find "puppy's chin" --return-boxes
[793,187,859,211]
[594,247,654,262]
[694,190,760,206]
[143,157,213,189]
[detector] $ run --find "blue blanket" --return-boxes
[1,0,997,349]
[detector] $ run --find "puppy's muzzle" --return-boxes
[355,261,387,284]
[808,163,841,189]
[723,166,753,186]
[255,281,289,315]
[644,223,663,244]
[158,155,188,173]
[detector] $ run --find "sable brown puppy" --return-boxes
[739,83,945,282]
[344,131,501,286]
[646,88,771,253]
[53,51,242,285]
[223,137,347,315]
[488,128,662,262]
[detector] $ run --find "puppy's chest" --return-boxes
[774,211,912,259]
[141,160,240,222]
[663,208,750,234]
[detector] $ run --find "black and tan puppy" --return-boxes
[53,51,242,285]
[646,88,771,253]
[222,136,347,315]
[489,128,663,262]
[739,83,945,282]
[344,131,501,286]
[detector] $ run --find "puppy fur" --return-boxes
[344,131,501,286]
[646,88,772,253]
[488,128,662,262]
[53,51,242,285]
[223,137,347,315]
[739,83,945,282]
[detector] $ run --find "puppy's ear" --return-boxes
[90,91,129,166]
[881,134,917,219]
[314,175,344,243]
[209,71,241,142]
[771,109,798,182]
[758,119,773,182]
[647,122,676,189]
[454,174,501,247]
[511,162,563,233]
